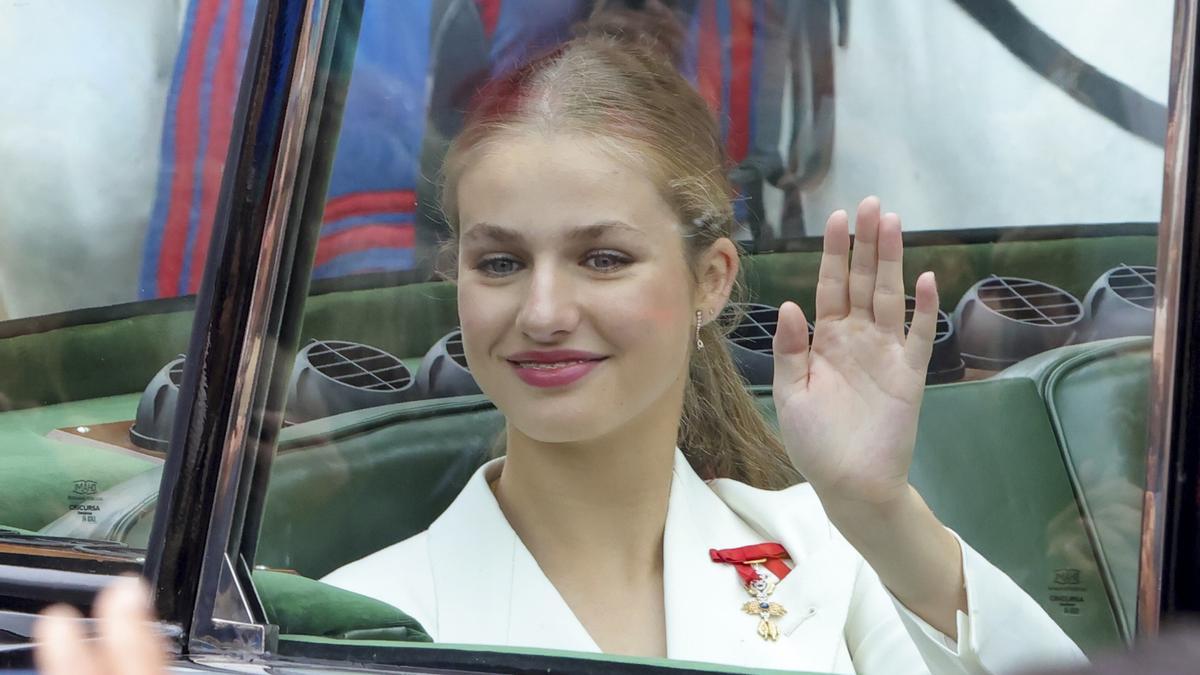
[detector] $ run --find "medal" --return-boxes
[742,561,788,640]
[710,544,792,641]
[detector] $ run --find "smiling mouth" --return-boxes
[510,359,602,370]
[505,353,608,388]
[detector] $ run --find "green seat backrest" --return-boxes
[257,378,1125,652]
[253,569,431,642]
[997,337,1151,640]
[912,378,1121,651]
[257,398,501,577]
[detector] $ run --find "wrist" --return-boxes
[813,482,918,531]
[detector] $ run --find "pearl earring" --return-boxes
[696,309,705,350]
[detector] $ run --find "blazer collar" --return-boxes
[425,457,598,651]
[424,449,856,671]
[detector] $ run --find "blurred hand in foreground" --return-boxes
[33,577,166,675]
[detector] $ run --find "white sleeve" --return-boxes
[883,532,1090,674]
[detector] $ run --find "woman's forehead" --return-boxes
[457,134,678,240]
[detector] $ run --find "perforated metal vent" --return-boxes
[416,329,482,399]
[973,276,1083,326]
[727,303,780,355]
[287,340,420,422]
[167,359,184,386]
[130,355,186,451]
[1078,265,1156,342]
[306,340,412,392]
[444,330,470,369]
[953,276,1083,369]
[722,303,814,386]
[904,296,953,343]
[1105,265,1156,309]
[904,297,964,383]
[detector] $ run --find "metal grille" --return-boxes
[727,304,779,354]
[445,330,470,369]
[1105,264,1156,309]
[306,340,412,391]
[167,358,185,386]
[904,297,953,342]
[974,276,1082,326]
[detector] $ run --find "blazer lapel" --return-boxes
[426,458,599,652]
[711,475,860,671]
[667,452,858,672]
[425,451,858,672]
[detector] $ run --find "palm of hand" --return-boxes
[772,198,938,506]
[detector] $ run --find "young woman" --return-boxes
[323,26,1088,674]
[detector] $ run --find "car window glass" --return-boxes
[244,0,1171,670]
[0,0,256,564]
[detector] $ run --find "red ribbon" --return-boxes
[710,543,792,585]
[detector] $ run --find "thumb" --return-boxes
[772,301,811,391]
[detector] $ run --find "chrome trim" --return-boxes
[1139,0,1197,638]
[188,0,331,654]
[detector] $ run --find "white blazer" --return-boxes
[323,450,1088,674]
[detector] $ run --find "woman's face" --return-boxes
[455,133,699,444]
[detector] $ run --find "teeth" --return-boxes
[517,360,589,370]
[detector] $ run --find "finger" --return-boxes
[847,196,881,318]
[873,212,906,339]
[34,605,102,675]
[94,577,165,675]
[772,301,811,390]
[903,271,939,373]
[815,210,851,320]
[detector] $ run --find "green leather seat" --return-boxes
[257,398,501,577]
[255,340,1154,652]
[253,569,431,642]
[996,337,1151,640]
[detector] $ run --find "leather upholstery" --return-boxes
[997,337,1151,640]
[254,339,1151,651]
[254,569,431,642]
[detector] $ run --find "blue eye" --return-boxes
[585,250,631,273]
[478,256,523,277]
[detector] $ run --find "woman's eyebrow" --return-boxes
[567,220,645,241]
[461,220,645,244]
[461,222,522,244]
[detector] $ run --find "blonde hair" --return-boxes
[440,11,801,490]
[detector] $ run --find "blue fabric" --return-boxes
[325,1,432,196]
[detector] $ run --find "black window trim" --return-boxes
[141,0,341,654]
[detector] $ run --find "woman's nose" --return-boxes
[516,265,580,342]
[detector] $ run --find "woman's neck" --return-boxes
[492,410,679,656]
[493,418,677,578]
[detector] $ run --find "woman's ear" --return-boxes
[696,237,739,312]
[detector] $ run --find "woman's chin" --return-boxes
[506,409,619,446]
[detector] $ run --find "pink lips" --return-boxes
[506,349,608,388]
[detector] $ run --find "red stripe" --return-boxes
[475,0,501,39]
[314,224,416,267]
[727,0,754,162]
[189,0,244,293]
[696,1,722,115]
[322,190,417,222]
[158,0,222,297]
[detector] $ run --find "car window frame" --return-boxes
[75,0,1198,668]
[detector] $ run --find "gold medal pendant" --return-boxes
[741,562,786,641]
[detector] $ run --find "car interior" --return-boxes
[0,228,1155,656]
[0,0,1171,667]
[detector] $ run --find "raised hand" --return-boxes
[772,196,939,508]
[34,577,167,675]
